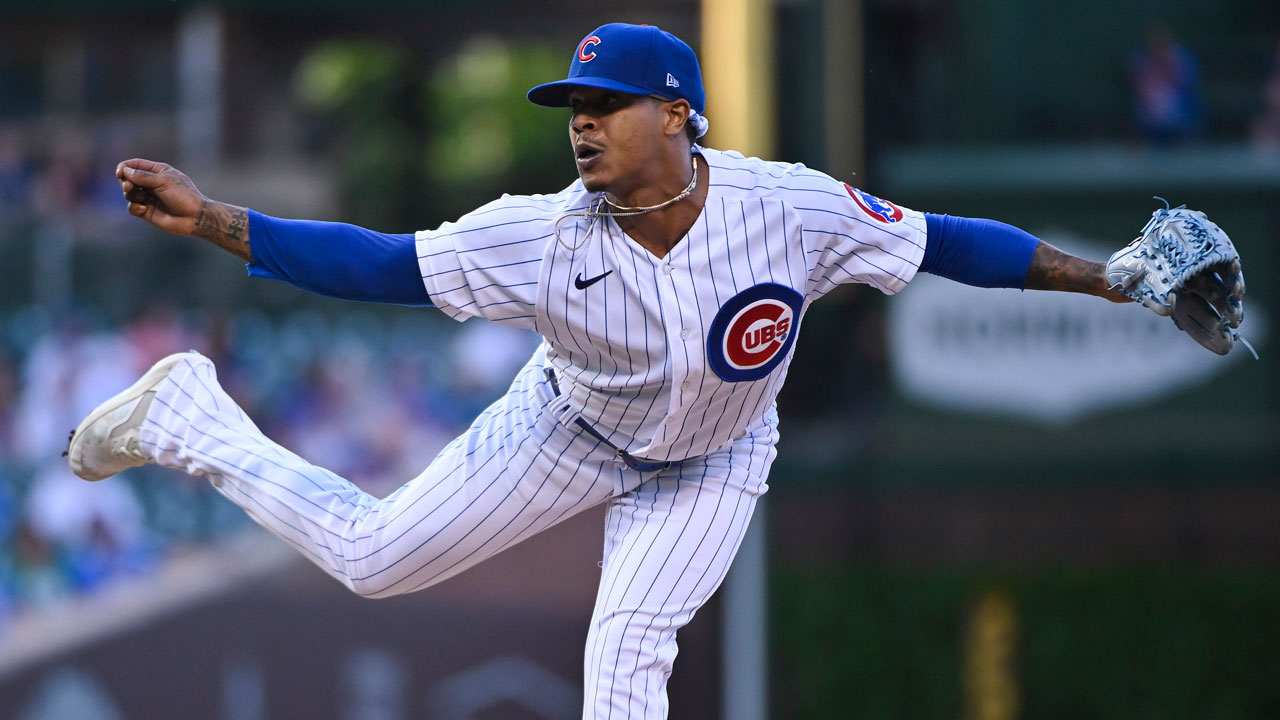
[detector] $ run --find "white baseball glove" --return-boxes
[1105,201,1251,356]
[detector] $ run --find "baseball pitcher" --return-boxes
[67,23,1247,719]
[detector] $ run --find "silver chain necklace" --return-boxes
[554,157,699,251]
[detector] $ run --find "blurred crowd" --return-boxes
[0,119,140,238]
[0,90,545,633]
[1127,26,1205,144]
[1126,27,1280,148]
[0,302,539,630]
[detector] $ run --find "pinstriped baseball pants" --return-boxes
[137,351,774,719]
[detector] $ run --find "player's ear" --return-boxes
[663,99,691,139]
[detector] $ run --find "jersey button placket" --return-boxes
[656,257,692,414]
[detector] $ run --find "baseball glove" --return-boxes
[1105,200,1251,356]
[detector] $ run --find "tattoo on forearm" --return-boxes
[1024,241,1126,301]
[227,208,247,243]
[193,199,252,262]
[193,200,208,234]
[1027,243,1090,292]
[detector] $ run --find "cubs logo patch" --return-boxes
[578,36,601,62]
[844,184,904,224]
[707,283,805,382]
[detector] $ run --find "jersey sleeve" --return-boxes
[790,171,928,298]
[414,195,555,329]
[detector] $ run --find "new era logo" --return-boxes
[666,73,680,88]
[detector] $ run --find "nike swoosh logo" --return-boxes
[574,270,613,290]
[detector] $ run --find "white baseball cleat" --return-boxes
[66,351,194,481]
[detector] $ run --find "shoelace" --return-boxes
[112,434,147,461]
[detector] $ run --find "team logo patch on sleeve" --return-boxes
[844,184,904,224]
[707,283,805,382]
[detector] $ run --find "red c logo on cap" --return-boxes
[578,36,601,62]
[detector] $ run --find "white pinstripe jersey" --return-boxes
[416,147,927,462]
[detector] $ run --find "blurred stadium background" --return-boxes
[1,1,1278,718]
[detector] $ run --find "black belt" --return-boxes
[544,368,674,473]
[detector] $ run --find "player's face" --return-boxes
[568,87,668,194]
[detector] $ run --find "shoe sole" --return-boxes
[67,351,201,481]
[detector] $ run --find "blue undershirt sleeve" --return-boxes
[920,213,1040,289]
[245,210,433,306]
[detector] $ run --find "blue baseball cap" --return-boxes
[527,23,705,114]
